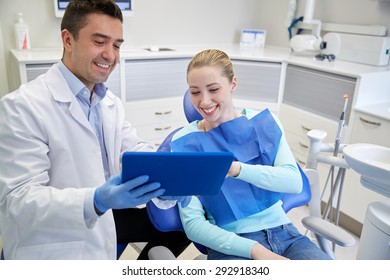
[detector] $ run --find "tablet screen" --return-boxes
[122,151,234,195]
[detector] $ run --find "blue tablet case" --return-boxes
[122,151,234,195]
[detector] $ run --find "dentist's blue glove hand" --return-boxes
[159,196,192,208]
[94,174,165,214]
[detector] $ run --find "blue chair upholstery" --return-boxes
[182,89,202,122]
[145,90,312,257]
[281,164,311,213]
[116,243,127,259]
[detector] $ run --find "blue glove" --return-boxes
[94,174,165,214]
[159,196,192,208]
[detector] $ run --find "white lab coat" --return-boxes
[0,64,152,259]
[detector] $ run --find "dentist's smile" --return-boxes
[95,62,111,69]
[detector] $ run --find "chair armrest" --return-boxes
[302,216,356,247]
[148,246,177,260]
[146,201,184,232]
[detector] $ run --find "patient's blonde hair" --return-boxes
[187,49,235,83]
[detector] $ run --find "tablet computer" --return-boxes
[122,151,234,196]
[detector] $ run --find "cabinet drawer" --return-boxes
[133,120,184,143]
[350,111,390,146]
[279,104,348,144]
[125,97,186,126]
[284,131,310,160]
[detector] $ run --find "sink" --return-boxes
[343,143,390,198]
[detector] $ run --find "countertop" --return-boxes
[10,44,390,121]
[11,44,390,78]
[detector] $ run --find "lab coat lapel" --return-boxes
[101,95,116,170]
[45,65,95,134]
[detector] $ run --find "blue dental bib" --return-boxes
[170,109,283,226]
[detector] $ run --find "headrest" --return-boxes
[183,89,203,123]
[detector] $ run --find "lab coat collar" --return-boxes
[45,64,96,136]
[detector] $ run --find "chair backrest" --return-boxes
[182,89,202,123]
[146,89,312,255]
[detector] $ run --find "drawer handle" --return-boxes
[155,110,172,115]
[301,125,312,132]
[154,126,172,131]
[299,141,308,149]
[359,116,381,127]
[297,158,306,165]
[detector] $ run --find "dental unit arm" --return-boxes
[306,130,349,171]
[301,129,355,259]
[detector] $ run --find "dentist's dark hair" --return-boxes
[61,0,123,40]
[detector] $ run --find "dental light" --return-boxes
[288,0,324,55]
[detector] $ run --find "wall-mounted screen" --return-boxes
[54,0,133,18]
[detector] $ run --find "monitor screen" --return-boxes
[54,0,133,18]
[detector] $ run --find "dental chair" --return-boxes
[145,162,313,259]
[126,90,355,260]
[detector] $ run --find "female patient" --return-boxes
[170,49,331,260]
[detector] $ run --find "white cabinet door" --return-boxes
[232,60,281,102]
[350,112,390,146]
[283,65,356,125]
[26,63,53,81]
[124,58,190,101]
[123,58,190,146]
[231,60,282,114]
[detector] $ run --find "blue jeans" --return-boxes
[207,223,332,260]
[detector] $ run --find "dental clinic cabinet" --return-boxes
[9,46,390,232]
[279,64,390,234]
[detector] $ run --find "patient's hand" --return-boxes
[227,161,241,177]
[251,243,289,260]
[159,195,191,207]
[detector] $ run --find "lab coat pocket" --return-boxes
[15,240,85,260]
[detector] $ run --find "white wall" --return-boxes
[0,24,9,98]
[0,0,260,92]
[1,0,390,94]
